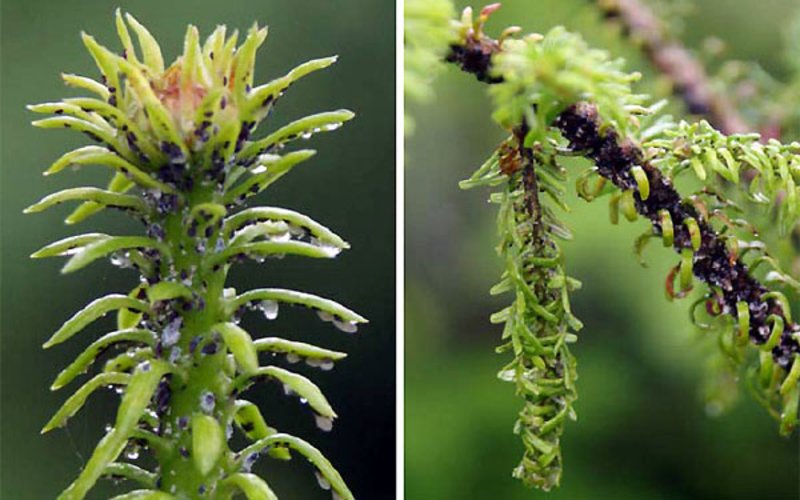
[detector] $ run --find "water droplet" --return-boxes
[258,300,279,320]
[320,244,342,258]
[169,347,182,363]
[300,131,313,140]
[322,122,342,132]
[286,353,301,364]
[333,319,358,334]
[317,310,333,322]
[258,153,281,163]
[223,287,236,299]
[299,397,308,405]
[283,384,295,396]
[125,444,140,460]
[200,391,216,413]
[498,369,515,382]
[315,471,331,490]
[320,359,335,371]
[306,358,322,368]
[243,452,259,472]
[61,246,83,256]
[270,231,291,243]
[162,318,183,347]
[310,237,342,257]
[110,252,132,268]
[315,415,333,432]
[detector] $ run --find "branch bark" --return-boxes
[593,0,751,135]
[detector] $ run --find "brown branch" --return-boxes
[593,0,751,135]
[446,35,800,369]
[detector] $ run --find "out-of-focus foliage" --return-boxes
[708,8,800,139]
[404,0,456,133]
[786,12,800,74]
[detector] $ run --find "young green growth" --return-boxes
[30,11,364,499]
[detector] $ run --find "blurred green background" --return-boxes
[406,0,800,499]
[1,0,394,498]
